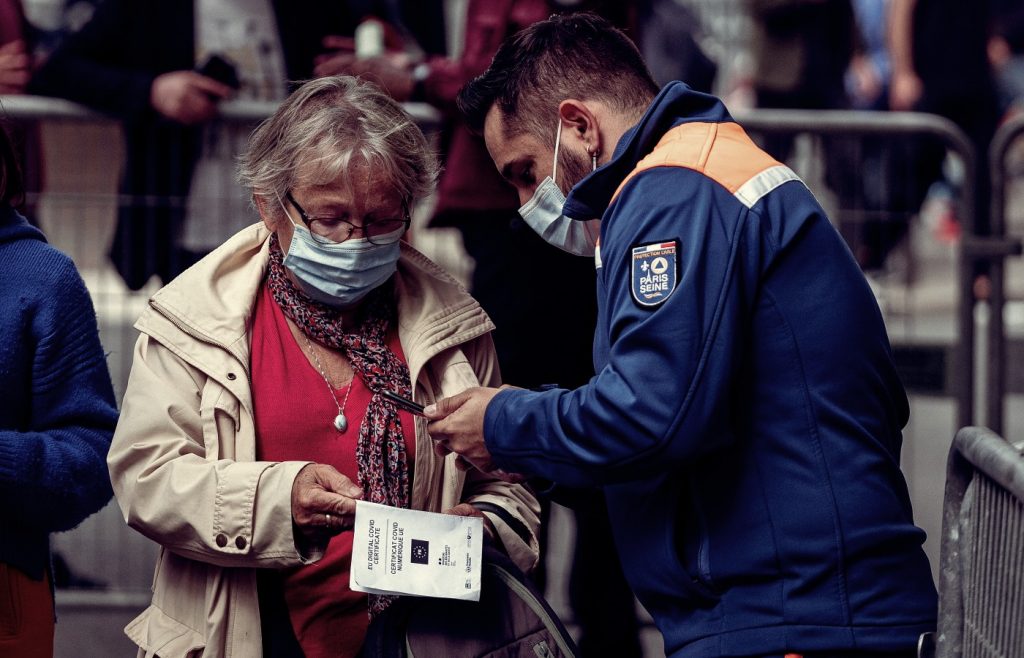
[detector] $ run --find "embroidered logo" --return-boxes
[631,240,678,307]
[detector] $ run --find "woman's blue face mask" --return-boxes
[278,196,402,308]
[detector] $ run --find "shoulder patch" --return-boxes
[630,240,679,308]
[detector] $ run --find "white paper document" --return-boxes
[350,500,483,601]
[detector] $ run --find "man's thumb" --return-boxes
[423,389,475,419]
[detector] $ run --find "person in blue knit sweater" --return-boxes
[0,120,118,657]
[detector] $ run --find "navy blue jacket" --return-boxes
[0,206,117,580]
[484,83,937,656]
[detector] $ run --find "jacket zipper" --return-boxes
[688,475,714,587]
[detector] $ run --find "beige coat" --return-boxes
[108,224,541,658]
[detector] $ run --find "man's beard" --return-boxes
[557,145,593,193]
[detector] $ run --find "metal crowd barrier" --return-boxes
[985,115,1024,435]
[0,93,443,127]
[735,107,977,425]
[925,426,1024,658]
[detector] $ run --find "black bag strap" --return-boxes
[471,501,532,544]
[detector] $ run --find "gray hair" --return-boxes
[238,75,438,217]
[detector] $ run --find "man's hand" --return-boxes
[0,40,30,94]
[425,387,523,482]
[291,463,364,540]
[150,70,234,125]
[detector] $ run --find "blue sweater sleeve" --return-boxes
[484,168,772,487]
[0,252,118,532]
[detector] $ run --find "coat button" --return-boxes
[227,373,237,381]
[235,536,247,550]
[215,533,228,547]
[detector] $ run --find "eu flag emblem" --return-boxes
[410,539,429,564]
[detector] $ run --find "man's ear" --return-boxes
[557,99,601,156]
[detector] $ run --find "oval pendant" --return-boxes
[333,413,348,433]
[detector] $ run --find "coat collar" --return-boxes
[138,223,494,386]
[563,81,733,220]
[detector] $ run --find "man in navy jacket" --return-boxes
[425,13,937,657]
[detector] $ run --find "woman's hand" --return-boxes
[291,463,363,539]
[443,503,495,541]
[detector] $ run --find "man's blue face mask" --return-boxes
[517,121,601,257]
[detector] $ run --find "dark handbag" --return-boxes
[360,544,578,658]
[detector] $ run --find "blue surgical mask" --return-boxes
[518,121,601,257]
[279,198,402,307]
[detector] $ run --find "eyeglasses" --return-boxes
[286,192,410,245]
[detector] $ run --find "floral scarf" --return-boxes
[267,235,411,615]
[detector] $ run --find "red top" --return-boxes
[251,282,416,658]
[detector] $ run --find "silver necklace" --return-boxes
[302,335,354,432]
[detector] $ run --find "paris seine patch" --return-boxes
[630,239,679,308]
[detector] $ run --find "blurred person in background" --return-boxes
[106,76,540,658]
[0,0,29,94]
[839,0,923,271]
[988,2,1024,120]
[636,0,717,93]
[429,13,937,656]
[847,0,890,111]
[26,0,401,291]
[315,2,644,654]
[1,0,47,221]
[748,0,855,141]
[746,0,906,270]
[0,118,117,658]
[888,0,999,291]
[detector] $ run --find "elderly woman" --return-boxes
[107,76,540,658]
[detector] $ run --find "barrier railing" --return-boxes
[928,426,1024,658]
[0,93,443,128]
[985,115,1024,435]
[735,107,976,426]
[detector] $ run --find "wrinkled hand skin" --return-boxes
[291,463,364,539]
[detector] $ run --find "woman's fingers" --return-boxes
[291,463,364,536]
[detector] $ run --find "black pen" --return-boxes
[381,389,426,416]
